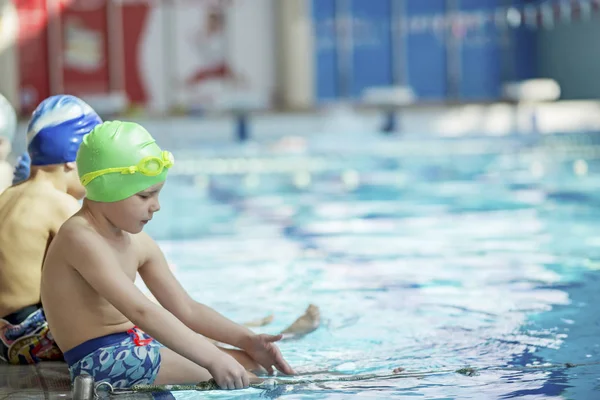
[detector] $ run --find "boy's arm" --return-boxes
[0,161,12,193]
[137,232,255,350]
[64,226,228,371]
[138,233,296,376]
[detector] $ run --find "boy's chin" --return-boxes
[123,223,146,234]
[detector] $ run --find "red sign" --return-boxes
[120,1,151,105]
[59,0,110,95]
[14,0,50,114]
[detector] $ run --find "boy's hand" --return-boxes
[243,334,296,376]
[207,352,249,390]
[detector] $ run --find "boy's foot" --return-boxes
[280,304,321,340]
[243,314,275,327]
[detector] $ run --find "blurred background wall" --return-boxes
[537,16,600,100]
[0,0,598,117]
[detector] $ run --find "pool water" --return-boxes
[139,131,600,399]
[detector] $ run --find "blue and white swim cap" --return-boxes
[27,95,102,166]
[0,93,17,143]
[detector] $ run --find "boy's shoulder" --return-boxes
[31,188,81,232]
[136,230,161,251]
[58,214,94,236]
[42,185,76,203]
[23,181,69,202]
[54,214,98,248]
[132,231,163,266]
[44,215,96,266]
[55,220,153,272]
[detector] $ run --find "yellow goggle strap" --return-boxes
[80,151,174,187]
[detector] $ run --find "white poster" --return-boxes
[137,0,275,113]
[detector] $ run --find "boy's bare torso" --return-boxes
[0,181,76,317]
[41,214,146,352]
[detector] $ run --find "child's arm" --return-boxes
[0,161,12,193]
[137,232,254,346]
[63,226,249,388]
[137,232,295,375]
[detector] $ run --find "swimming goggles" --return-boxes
[80,151,175,186]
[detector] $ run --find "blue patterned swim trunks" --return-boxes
[0,306,63,365]
[63,327,164,389]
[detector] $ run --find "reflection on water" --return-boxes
[139,135,600,399]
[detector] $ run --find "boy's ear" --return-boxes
[65,161,76,171]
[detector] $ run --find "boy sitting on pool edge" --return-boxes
[1,94,318,366]
[0,95,102,364]
[40,121,301,389]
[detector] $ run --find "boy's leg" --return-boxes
[154,346,263,386]
[242,304,320,334]
[153,346,215,385]
[212,305,321,374]
[210,304,321,347]
[223,346,405,379]
[154,305,322,385]
[243,314,274,328]
[279,304,321,340]
[154,345,403,387]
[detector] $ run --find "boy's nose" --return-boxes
[150,200,160,213]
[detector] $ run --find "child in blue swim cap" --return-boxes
[0,94,102,365]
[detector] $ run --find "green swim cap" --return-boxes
[76,121,174,202]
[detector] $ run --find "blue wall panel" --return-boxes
[349,0,394,98]
[511,28,537,81]
[511,0,538,81]
[404,0,448,100]
[311,0,539,104]
[457,0,502,100]
[313,0,338,102]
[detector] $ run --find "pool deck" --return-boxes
[0,362,159,399]
[0,362,71,399]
